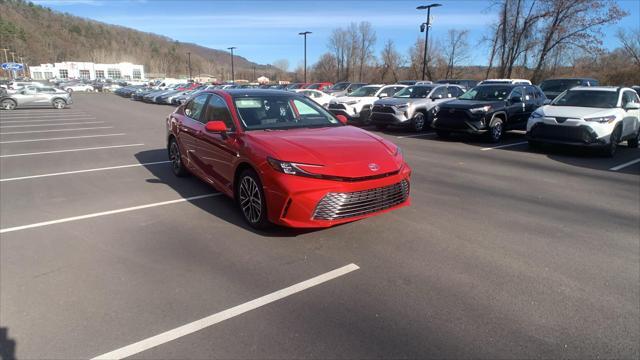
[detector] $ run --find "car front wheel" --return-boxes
[168,139,189,177]
[1,99,17,110]
[52,99,66,109]
[488,118,504,143]
[628,130,639,148]
[237,169,271,229]
[410,112,425,132]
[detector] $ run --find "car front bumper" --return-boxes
[526,122,609,146]
[431,112,488,134]
[259,164,412,228]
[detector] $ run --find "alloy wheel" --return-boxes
[169,141,181,173]
[413,113,425,132]
[239,176,262,224]
[1,100,16,110]
[491,121,503,141]
[53,100,65,109]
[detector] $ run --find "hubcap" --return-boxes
[239,176,262,223]
[55,101,63,109]
[170,142,181,172]
[414,115,424,130]
[3,101,14,110]
[492,123,503,139]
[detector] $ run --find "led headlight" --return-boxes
[267,157,323,177]
[530,110,543,119]
[469,105,492,113]
[584,115,616,124]
[345,100,359,105]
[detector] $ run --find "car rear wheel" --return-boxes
[410,113,426,132]
[1,99,17,110]
[237,169,271,229]
[168,138,189,177]
[52,99,66,109]
[628,130,639,148]
[488,118,504,143]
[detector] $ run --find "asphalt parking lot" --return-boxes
[1,93,638,359]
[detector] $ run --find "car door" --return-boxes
[196,94,239,190]
[177,93,209,173]
[35,87,55,106]
[621,90,640,137]
[506,87,527,129]
[14,87,38,107]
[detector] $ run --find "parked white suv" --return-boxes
[327,84,407,125]
[526,86,640,156]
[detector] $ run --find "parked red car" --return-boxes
[166,89,411,229]
[305,82,334,91]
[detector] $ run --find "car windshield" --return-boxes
[307,83,321,89]
[394,86,434,98]
[349,86,381,97]
[551,90,618,108]
[459,86,511,101]
[539,79,584,92]
[330,83,349,91]
[234,95,341,131]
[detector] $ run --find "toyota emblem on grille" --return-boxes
[368,163,380,172]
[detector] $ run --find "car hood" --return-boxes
[538,106,615,119]
[374,97,423,106]
[331,96,376,104]
[439,99,504,109]
[246,126,402,178]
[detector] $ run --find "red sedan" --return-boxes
[166,89,411,229]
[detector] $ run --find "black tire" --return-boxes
[168,138,189,177]
[435,130,450,138]
[1,99,17,110]
[375,124,388,130]
[487,117,504,143]
[410,112,426,132]
[52,99,66,109]
[605,128,621,157]
[528,140,542,150]
[236,169,271,229]
[360,108,372,126]
[627,130,639,148]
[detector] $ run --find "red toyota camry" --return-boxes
[166,89,411,229]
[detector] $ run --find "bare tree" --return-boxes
[313,53,338,82]
[617,28,640,68]
[444,29,470,79]
[328,28,348,81]
[357,22,377,82]
[272,59,289,72]
[379,39,403,83]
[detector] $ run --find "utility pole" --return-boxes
[227,47,236,83]
[0,48,8,63]
[417,3,442,81]
[298,31,312,83]
[10,51,15,63]
[253,66,256,81]
[187,52,192,80]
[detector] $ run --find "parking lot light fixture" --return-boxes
[298,31,312,83]
[417,3,442,81]
[227,47,237,83]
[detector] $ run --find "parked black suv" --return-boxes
[539,78,598,100]
[431,84,546,142]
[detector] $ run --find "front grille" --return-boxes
[529,123,596,143]
[329,103,346,110]
[437,108,472,122]
[313,180,409,220]
[373,105,396,114]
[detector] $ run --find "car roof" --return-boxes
[218,89,301,97]
[570,86,619,92]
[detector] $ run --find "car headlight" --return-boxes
[432,105,440,114]
[530,111,543,119]
[345,100,359,105]
[584,115,616,123]
[469,105,492,113]
[395,103,409,109]
[267,157,323,177]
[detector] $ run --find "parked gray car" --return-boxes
[370,84,465,131]
[1,86,73,110]
[324,82,367,97]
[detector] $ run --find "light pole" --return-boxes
[417,3,442,81]
[227,47,236,83]
[187,52,192,80]
[298,31,311,83]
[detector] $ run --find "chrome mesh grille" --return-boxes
[313,180,409,220]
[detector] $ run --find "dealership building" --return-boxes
[29,61,145,81]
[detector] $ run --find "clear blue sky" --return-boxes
[34,0,640,68]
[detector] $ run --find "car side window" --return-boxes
[510,87,523,100]
[622,91,637,107]
[431,87,447,99]
[203,94,235,130]
[184,94,209,122]
[447,86,462,97]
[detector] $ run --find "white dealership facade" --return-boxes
[29,61,145,81]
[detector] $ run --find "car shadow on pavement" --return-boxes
[0,327,17,360]
[134,149,319,237]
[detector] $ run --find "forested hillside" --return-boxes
[0,0,264,79]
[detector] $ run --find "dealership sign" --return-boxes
[1,62,24,71]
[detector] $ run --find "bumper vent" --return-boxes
[313,180,409,220]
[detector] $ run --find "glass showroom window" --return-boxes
[133,69,141,80]
[32,72,43,80]
[107,68,121,79]
[59,69,68,79]
[44,72,53,79]
[95,70,105,79]
[79,70,90,79]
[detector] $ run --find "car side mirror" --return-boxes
[205,121,228,133]
[510,96,522,103]
[543,99,552,105]
[624,102,640,110]
[336,114,348,125]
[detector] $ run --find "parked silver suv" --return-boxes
[0,86,72,110]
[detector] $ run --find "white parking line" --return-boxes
[1,113,91,119]
[396,133,437,139]
[0,126,113,135]
[480,141,528,151]
[609,158,640,171]
[0,161,170,182]
[0,118,96,123]
[0,143,144,158]
[91,263,360,360]
[0,121,104,128]
[0,133,125,144]
[0,194,220,234]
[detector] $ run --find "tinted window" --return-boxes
[394,86,435,98]
[184,94,208,121]
[349,86,381,97]
[234,95,340,130]
[447,86,463,97]
[510,88,523,99]
[431,87,447,99]
[539,79,584,92]
[622,91,639,106]
[459,86,512,101]
[552,90,618,108]
[203,95,234,130]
